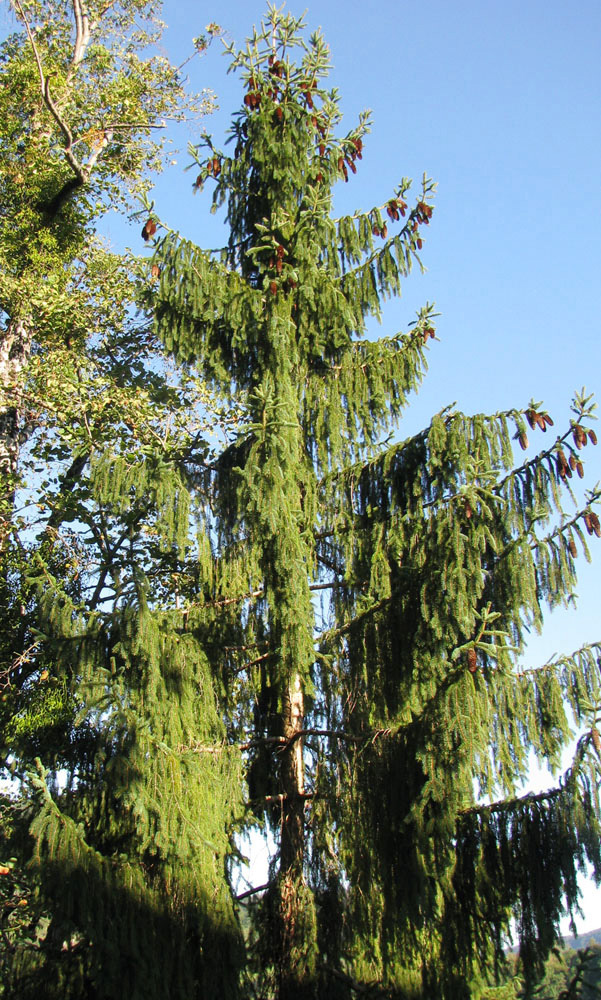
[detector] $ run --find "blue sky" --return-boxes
[141,0,601,932]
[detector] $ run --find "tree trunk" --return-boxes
[0,319,32,550]
[0,318,31,486]
[275,674,313,1000]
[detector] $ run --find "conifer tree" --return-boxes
[148,7,601,999]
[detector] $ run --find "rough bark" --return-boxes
[275,675,311,1000]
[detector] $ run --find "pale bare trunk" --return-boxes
[0,318,32,486]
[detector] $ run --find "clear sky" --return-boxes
[143,0,601,933]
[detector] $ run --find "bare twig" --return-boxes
[235,881,272,902]
[93,0,119,24]
[319,964,381,996]
[261,792,314,804]
[0,641,41,688]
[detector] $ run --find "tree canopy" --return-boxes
[2,6,601,1000]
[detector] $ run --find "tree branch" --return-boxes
[240,727,390,752]
[44,453,89,533]
[459,736,591,819]
[42,76,85,183]
[13,0,45,93]
[15,0,119,218]
[235,881,272,901]
[319,964,383,996]
[316,597,392,646]
[71,0,91,69]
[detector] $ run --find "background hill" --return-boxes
[563,929,601,951]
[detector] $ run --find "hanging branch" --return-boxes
[177,727,392,756]
[316,597,392,646]
[319,964,385,997]
[459,734,592,819]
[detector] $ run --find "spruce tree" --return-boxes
[149,7,601,999]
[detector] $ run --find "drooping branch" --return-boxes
[178,728,392,756]
[316,597,392,646]
[459,734,593,820]
[319,964,385,997]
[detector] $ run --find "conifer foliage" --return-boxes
[146,8,601,998]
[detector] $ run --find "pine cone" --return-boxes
[556,450,571,479]
[141,217,157,241]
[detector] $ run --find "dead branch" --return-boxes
[235,881,272,902]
